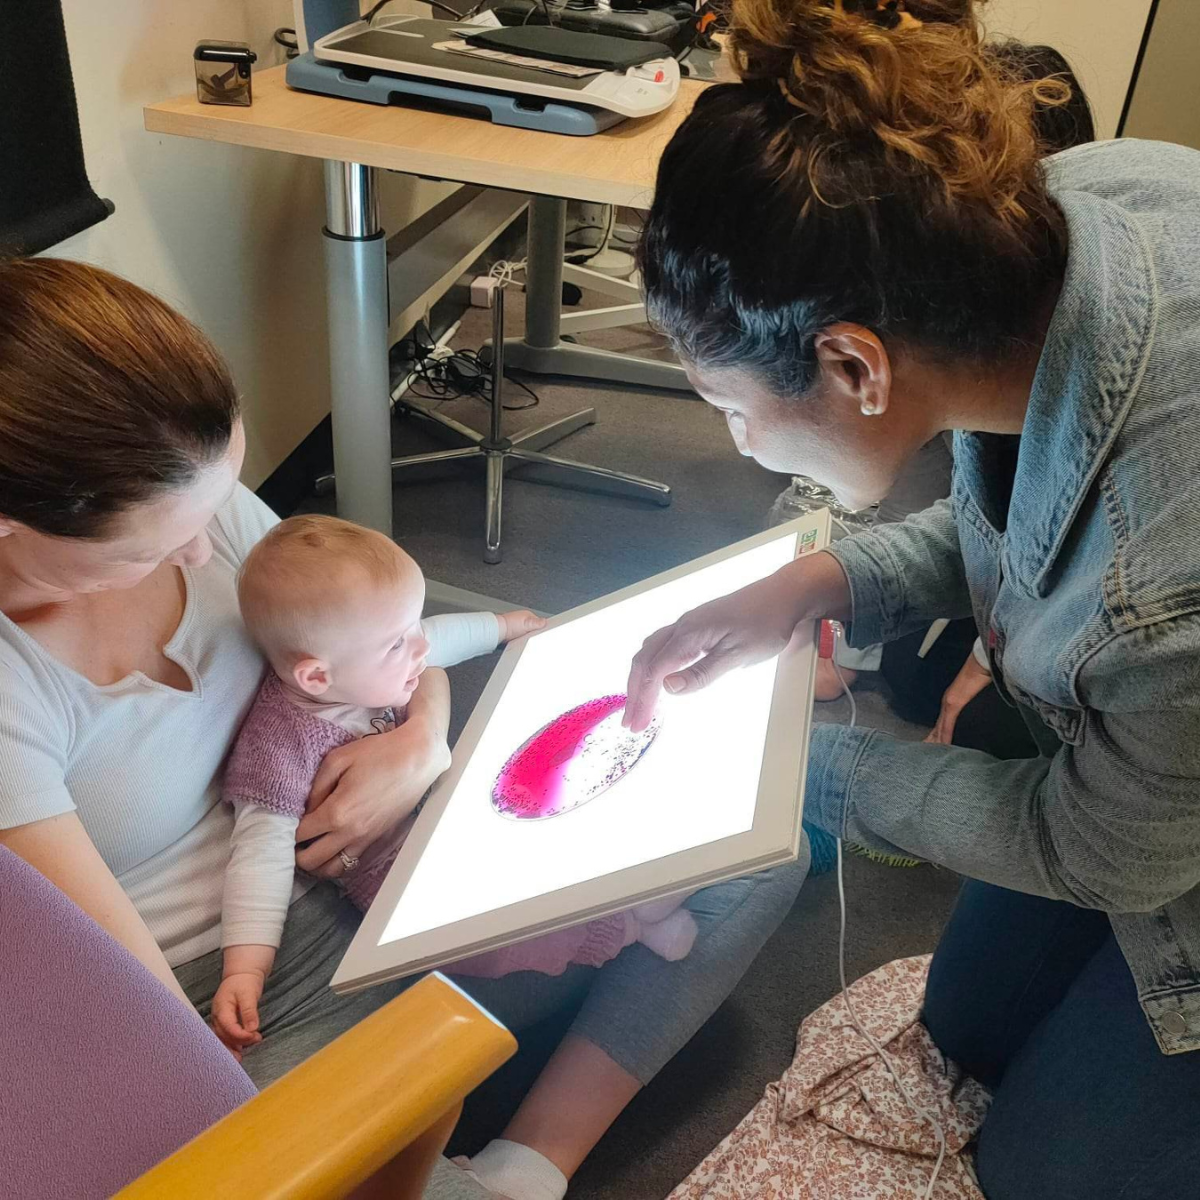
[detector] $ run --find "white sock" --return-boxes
[469,1139,568,1200]
[638,909,698,961]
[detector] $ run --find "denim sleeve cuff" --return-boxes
[804,722,878,840]
[826,534,907,648]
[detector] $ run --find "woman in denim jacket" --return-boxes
[626,0,1200,1195]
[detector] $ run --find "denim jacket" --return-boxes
[811,138,1200,1054]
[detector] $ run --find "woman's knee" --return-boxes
[686,840,809,930]
[923,881,1110,1085]
[975,936,1200,1200]
[922,900,991,1073]
[756,841,811,919]
[921,957,989,1082]
[973,1086,1200,1200]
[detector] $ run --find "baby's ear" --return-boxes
[293,658,331,697]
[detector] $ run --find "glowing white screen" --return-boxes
[380,534,800,947]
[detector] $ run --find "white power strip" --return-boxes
[470,275,500,308]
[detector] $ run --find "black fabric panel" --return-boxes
[881,618,1038,760]
[0,0,112,256]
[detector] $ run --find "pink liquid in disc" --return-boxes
[492,694,661,820]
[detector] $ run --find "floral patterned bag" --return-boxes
[670,956,991,1200]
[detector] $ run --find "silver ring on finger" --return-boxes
[339,851,360,873]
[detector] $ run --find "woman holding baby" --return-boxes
[0,256,803,1199]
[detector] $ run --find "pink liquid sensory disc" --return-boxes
[492,694,662,820]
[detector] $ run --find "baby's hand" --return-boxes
[212,972,265,1060]
[498,609,546,643]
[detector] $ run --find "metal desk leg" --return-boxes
[322,160,394,535]
[316,169,638,600]
[502,196,693,393]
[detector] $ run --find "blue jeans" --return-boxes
[924,881,1200,1200]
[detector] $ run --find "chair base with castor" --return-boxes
[376,287,672,563]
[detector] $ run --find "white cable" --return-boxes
[488,258,527,290]
[830,625,947,1200]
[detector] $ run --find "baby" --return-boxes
[214,515,697,1057]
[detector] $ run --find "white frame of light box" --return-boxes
[332,509,831,995]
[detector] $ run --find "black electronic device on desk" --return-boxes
[463,25,669,68]
[489,0,696,55]
[285,15,679,135]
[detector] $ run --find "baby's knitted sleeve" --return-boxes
[222,687,316,820]
[221,682,320,950]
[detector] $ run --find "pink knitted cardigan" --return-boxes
[222,672,634,973]
[223,673,357,820]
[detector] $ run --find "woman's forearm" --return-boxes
[296,667,454,873]
[405,666,452,773]
[775,549,855,626]
[825,497,973,646]
[0,813,197,1012]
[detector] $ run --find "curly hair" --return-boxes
[734,0,1069,225]
[639,0,1081,397]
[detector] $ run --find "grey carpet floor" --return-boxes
[303,294,962,1197]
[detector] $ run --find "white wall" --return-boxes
[56,0,455,489]
[1122,0,1200,150]
[50,0,1156,489]
[982,0,1153,140]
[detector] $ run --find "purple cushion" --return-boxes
[0,846,256,1198]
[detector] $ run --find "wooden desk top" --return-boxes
[145,65,701,207]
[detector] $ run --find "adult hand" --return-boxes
[925,652,992,746]
[623,551,853,732]
[296,668,452,878]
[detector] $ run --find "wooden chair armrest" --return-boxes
[117,974,516,1200]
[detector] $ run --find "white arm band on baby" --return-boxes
[423,611,503,668]
[222,802,301,950]
[972,636,992,674]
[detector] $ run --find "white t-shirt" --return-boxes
[0,485,279,967]
[0,490,508,967]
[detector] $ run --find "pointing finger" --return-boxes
[661,644,739,698]
[624,624,708,732]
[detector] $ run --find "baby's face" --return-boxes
[324,574,430,709]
